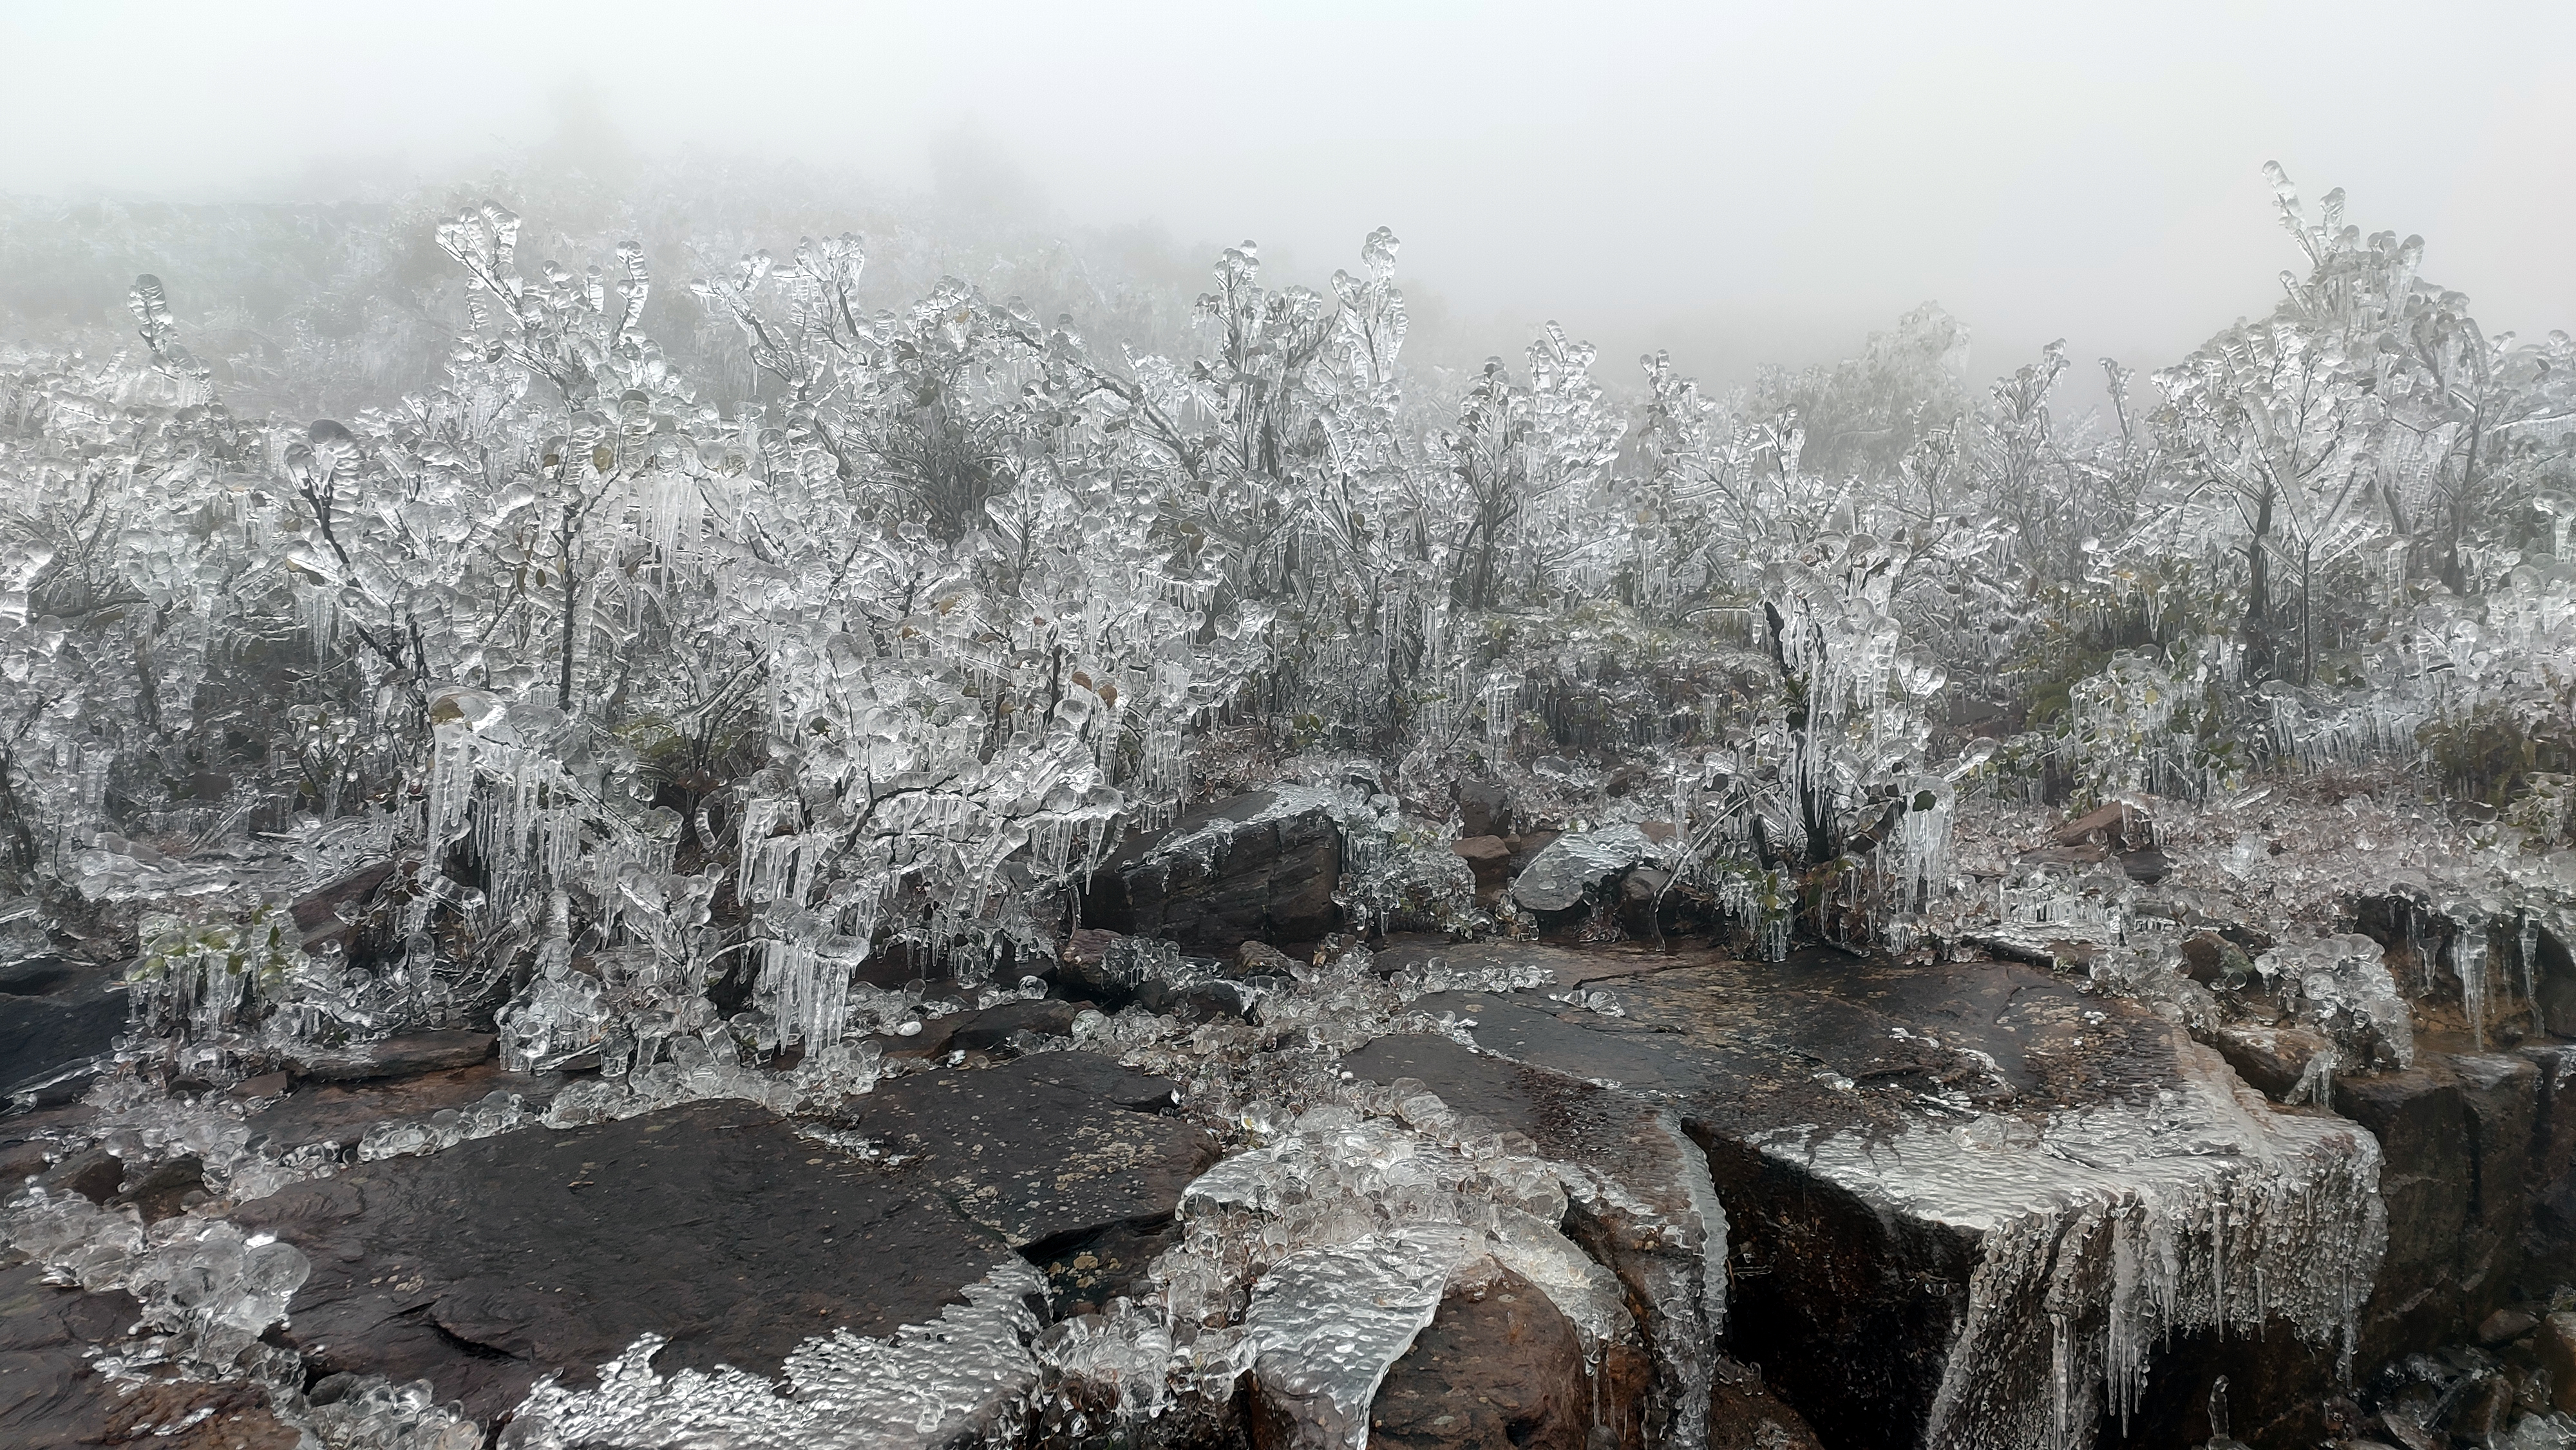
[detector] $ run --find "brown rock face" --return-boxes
[1365,1264,1598,1450]
[1340,1031,1717,1450]
[1452,836,1513,899]
[1706,1365,1828,1450]
[2541,1312,2576,1413]
[2056,801,2149,851]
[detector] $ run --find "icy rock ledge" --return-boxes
[497,1257,1048,1450]
[1771,1033,2385,1450]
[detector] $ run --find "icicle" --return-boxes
[2456,921,2488,1052]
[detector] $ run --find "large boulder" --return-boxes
[1362,1262,1604,1450]
[1509,826,1652,915]
[1403,946,2387,1450]
[1087,791,1343,949]
[1341,1031,1716,1450]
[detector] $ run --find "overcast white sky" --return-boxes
[3,0,2571,395]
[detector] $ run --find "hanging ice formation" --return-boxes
[1781,1033,2385,1450]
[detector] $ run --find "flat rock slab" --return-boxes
[831,1051,1215,1250]
[0,1262,298,1449]
[293,1030,495,1083]
[0,1263,139,1448]
[233,1099,1009,1422]
[0,959,126,1100]
[231,1052,1204,1426]
[247,1063,558,1156]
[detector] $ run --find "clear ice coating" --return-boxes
[0,144,2572,1449]
[5,1187,311,1366]
[495,1257,1048,1450]
[1243,1227,1461,1449]
[1781,1033,2386,1450]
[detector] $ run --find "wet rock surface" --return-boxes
[245,1062,559,1155]
[9,927,2575,1450]
[1406,946,2382,1450]
[0,957,126,1101]
[828,1050,1216,1248]
[290,1030,495,1084]
[1363,1263,1604,1450]
[233,1099,1001,1420]
[1088,791,1341,949]
[221,1050,1200,1424]
[1338,1031,1716,1448]
[0,1262,142,1448]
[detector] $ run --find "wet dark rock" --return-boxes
[1509,828,1648,915]
[294,1030,495,1084]
[1706,1364,1828,1450]
[880,997,1086,1061]
[1363,1263,1620,1450]
[37,1147,123,1205]
[1087,791,1341,950]
[947,997,1080,1053]
[227,1071,290,1100]
[289,860,395,961]
[1401,945,2367,1450]
[2117,847,2173,884]
[1237,940,1300,975]
[2334,1051,2539,1366]
[1451,835,1513,898]
[2056,800,2150,851]
[232,1098,1010,1422]
[86,1377,301,1449]
[2208,1022,2331,1100]
[2181,930,2255,986]
[246,1064,557,1158]
[1504,830,1560,879]
[0,956,126,1102]
[2019,842,2108,868]
[2479,1307,2539,1344]
[1137,977,1260,1023]
[115,1154,203,1223]
[1029,1216,1178,1319]
[1618,867,1674,939]
[2541,1312,2576,1411]
[2523,1044,2576,1283]
[2526,923,2576,1039]
[1456,778,1515,840]
[829,1051,1211,1248]
[0,1261,149,1449]
[0,1138,49,1183]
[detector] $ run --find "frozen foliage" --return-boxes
[0,156,2571,1449]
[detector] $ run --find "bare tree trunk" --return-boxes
[2243,484,2275,681]
[558,509,579,713]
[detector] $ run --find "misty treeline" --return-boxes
[0,164,2570,1051]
